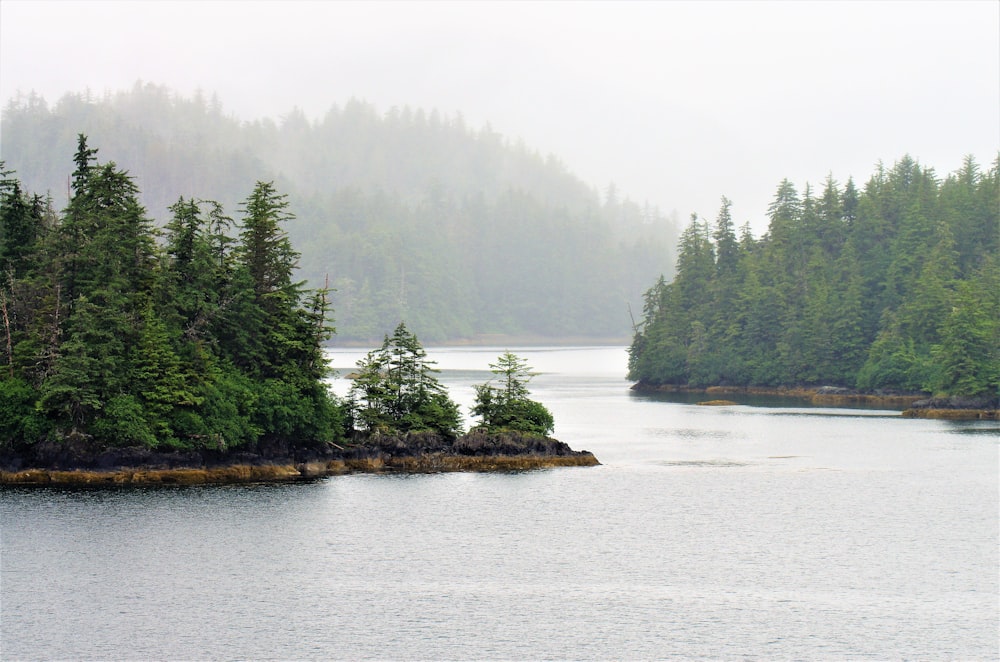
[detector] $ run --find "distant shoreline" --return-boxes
[631,383,998,419]
[328,335,631,348]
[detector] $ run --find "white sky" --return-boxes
[2,0,997,231]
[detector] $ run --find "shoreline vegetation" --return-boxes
[626,156,999,412]
[633,383,999,419]
[0,430,600,486]
[2,140,602,487]
[4,140,994,488]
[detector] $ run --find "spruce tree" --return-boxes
[2,139,345,453]
[348,322,461,437]
[629,155,998,397]
[471,351,555,436]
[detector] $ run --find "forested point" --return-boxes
[629,155,1000,402]
[0,136,342,462]
[0,138,582,472]
[1,85,678,341]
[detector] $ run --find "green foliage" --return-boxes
[238,182,298,305]
[0,139,344,452]
[856,329,933,393]
[629,155,1000,397]
[927,258,1000,396]
[0,164,46,284]
[90,395,157,448]
[348,322,462,438]
[471,352,555,435]
[181,367,261,450]
[0,377,47,448]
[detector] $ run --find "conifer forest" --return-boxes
[0,135,556,454]
[1,136,344,452]
[2,87,997,459]
[629,156,999,398]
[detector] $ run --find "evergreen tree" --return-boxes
[37,138,160,441]
[239,181,298,307]
[0,165,46,284]
[629,155,996,397]
[471,351,554,435]
[1,138,344,452]
[230,181,341,446]
[928,257,1000,396]
[348,322,462,437]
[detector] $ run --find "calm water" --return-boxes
[2,346,997,660]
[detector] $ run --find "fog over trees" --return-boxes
[3,83,996,399]
[1,84,678,341]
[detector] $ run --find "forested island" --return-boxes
[1,84,677,342]
[0,138,597,485]
[628,156,999,418]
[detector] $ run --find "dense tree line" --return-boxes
[471,351,554,436]
[629,156,999,397]
[1,143,559,454]
[0,137,341,452]
[2,84,677,341]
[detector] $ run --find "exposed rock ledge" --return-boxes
[901,395,999,420]
[633,382,997,420]
[634,382,926,408]
[0,430,599,486]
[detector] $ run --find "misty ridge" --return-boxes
[1,83,678,342]
[3,80,995,380]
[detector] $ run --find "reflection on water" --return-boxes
[944,422,1000,436]
[2,346,997,660]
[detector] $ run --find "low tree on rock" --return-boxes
[348,322,462,438]
[471,351,554,435]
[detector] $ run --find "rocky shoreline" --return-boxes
[0,429,599,486]
[901,395,1000,420]
[633,383,998,419]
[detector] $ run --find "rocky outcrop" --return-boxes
[0,430,599,486]
[632,382,925,408]
[632,382,998,419]
[902,395,999,420]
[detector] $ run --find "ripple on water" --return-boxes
[650,427,740,440]
[655,459,752,468]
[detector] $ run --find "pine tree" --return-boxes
[471,351,554,435]
[37,139,160,440]
[712,197,739,277]
[238,181,298,307]
[348,322,461,437]
[0,166,46,284]
[628,155,997,397]
[928,257,1000,396]
[2,139,345,452]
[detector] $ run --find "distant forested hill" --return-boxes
[628,156,1000,398]
[1,83,678,341]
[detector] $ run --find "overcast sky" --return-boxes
[2,0,997,232]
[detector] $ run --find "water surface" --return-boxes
[2,346,997,659]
